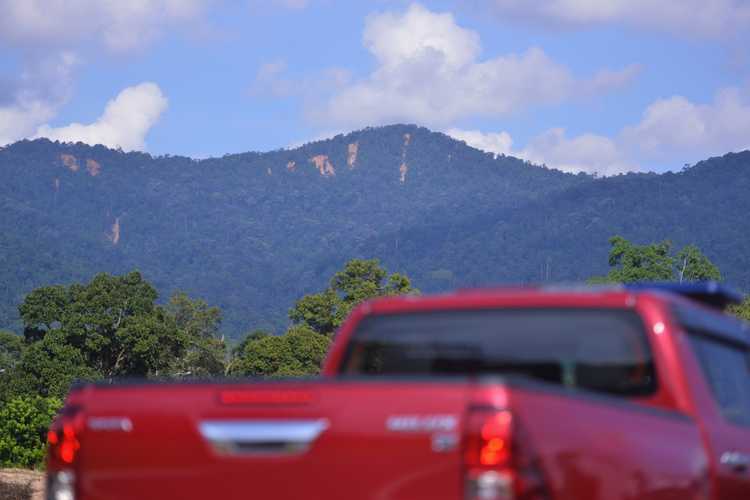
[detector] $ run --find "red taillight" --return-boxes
[46,404,83,500]
[465,409,513,468]
[47,406,84,467]
[463,407,549,500]
[59,424,81,464]
[48,422,81,465]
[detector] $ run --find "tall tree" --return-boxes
[0,331,26,402]
[0,331,23,375]
[230,325,330,378]
[290,259,417,335]
[590,236,722,284]
[675,245,722,282]
[17,271,188,379]
[167,292,226,376]
[9,330,99,399]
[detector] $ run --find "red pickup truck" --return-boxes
[46,284,750,500]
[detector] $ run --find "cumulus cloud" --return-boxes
[447,86,750,175]
[622,87,750,160]
[313,3,637,128]
[447,127,633,175]
[518,128,633,175]
[0,2,201,147]
[35,82,168,151]
[486,0,750,38]
[0,52,78,146]
[445,128,514,156]
[0,0,209,52]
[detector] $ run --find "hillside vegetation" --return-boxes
[1,124,749,336]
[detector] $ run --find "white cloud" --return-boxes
[0,52,78,146]
[445,128,514,156]
[448,85,750,175]
[486,0,750,38]
[35,82,168,151]
[622,87,750,160]
[0,2,204,146]
[363,3,480,71]
[0,0,209,52]
[447,127,634,175]
[519,128,633,175]
[314,3,636,128]
[0,101,58,147]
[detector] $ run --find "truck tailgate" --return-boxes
[75,380,471,500]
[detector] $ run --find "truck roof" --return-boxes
[357,282,742,315]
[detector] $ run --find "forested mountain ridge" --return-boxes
[1,124,748,337]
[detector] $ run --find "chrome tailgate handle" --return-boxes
[721,451,750,472]
[199,419,329,455]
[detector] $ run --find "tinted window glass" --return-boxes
[341,308,656,397]
[688,335,750,427]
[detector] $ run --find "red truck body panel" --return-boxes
[47,287,750,500]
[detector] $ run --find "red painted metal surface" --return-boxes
[47,287,749,500]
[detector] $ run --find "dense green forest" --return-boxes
[1,124,749,337]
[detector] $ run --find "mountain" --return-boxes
[1,124,748,337]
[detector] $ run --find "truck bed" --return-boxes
[64,376,707,500]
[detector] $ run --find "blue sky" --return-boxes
[1,1,749,175]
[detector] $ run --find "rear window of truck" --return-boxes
[341,308,656,397]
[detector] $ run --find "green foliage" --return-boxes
[17,272,188,378]
[0,331,26,402]
[230,325,330,377]
[591,236,673,283]
[590,236,722,284]
[232,329,270,355]
[8,331,99,400]
[2,130,750,336]
[288,289,340,337]
[112,308,186,377]
[0,126,591,336]
[0,330,24,375]
[729,297,750,322]
[167,292,221,340]
[231,259,416,376]
[290,259,417,335]
[17,286,68,342]
[3,272,229,407]
[0,395,62,468]
[167,292,226,376]
[675,245,722,282]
